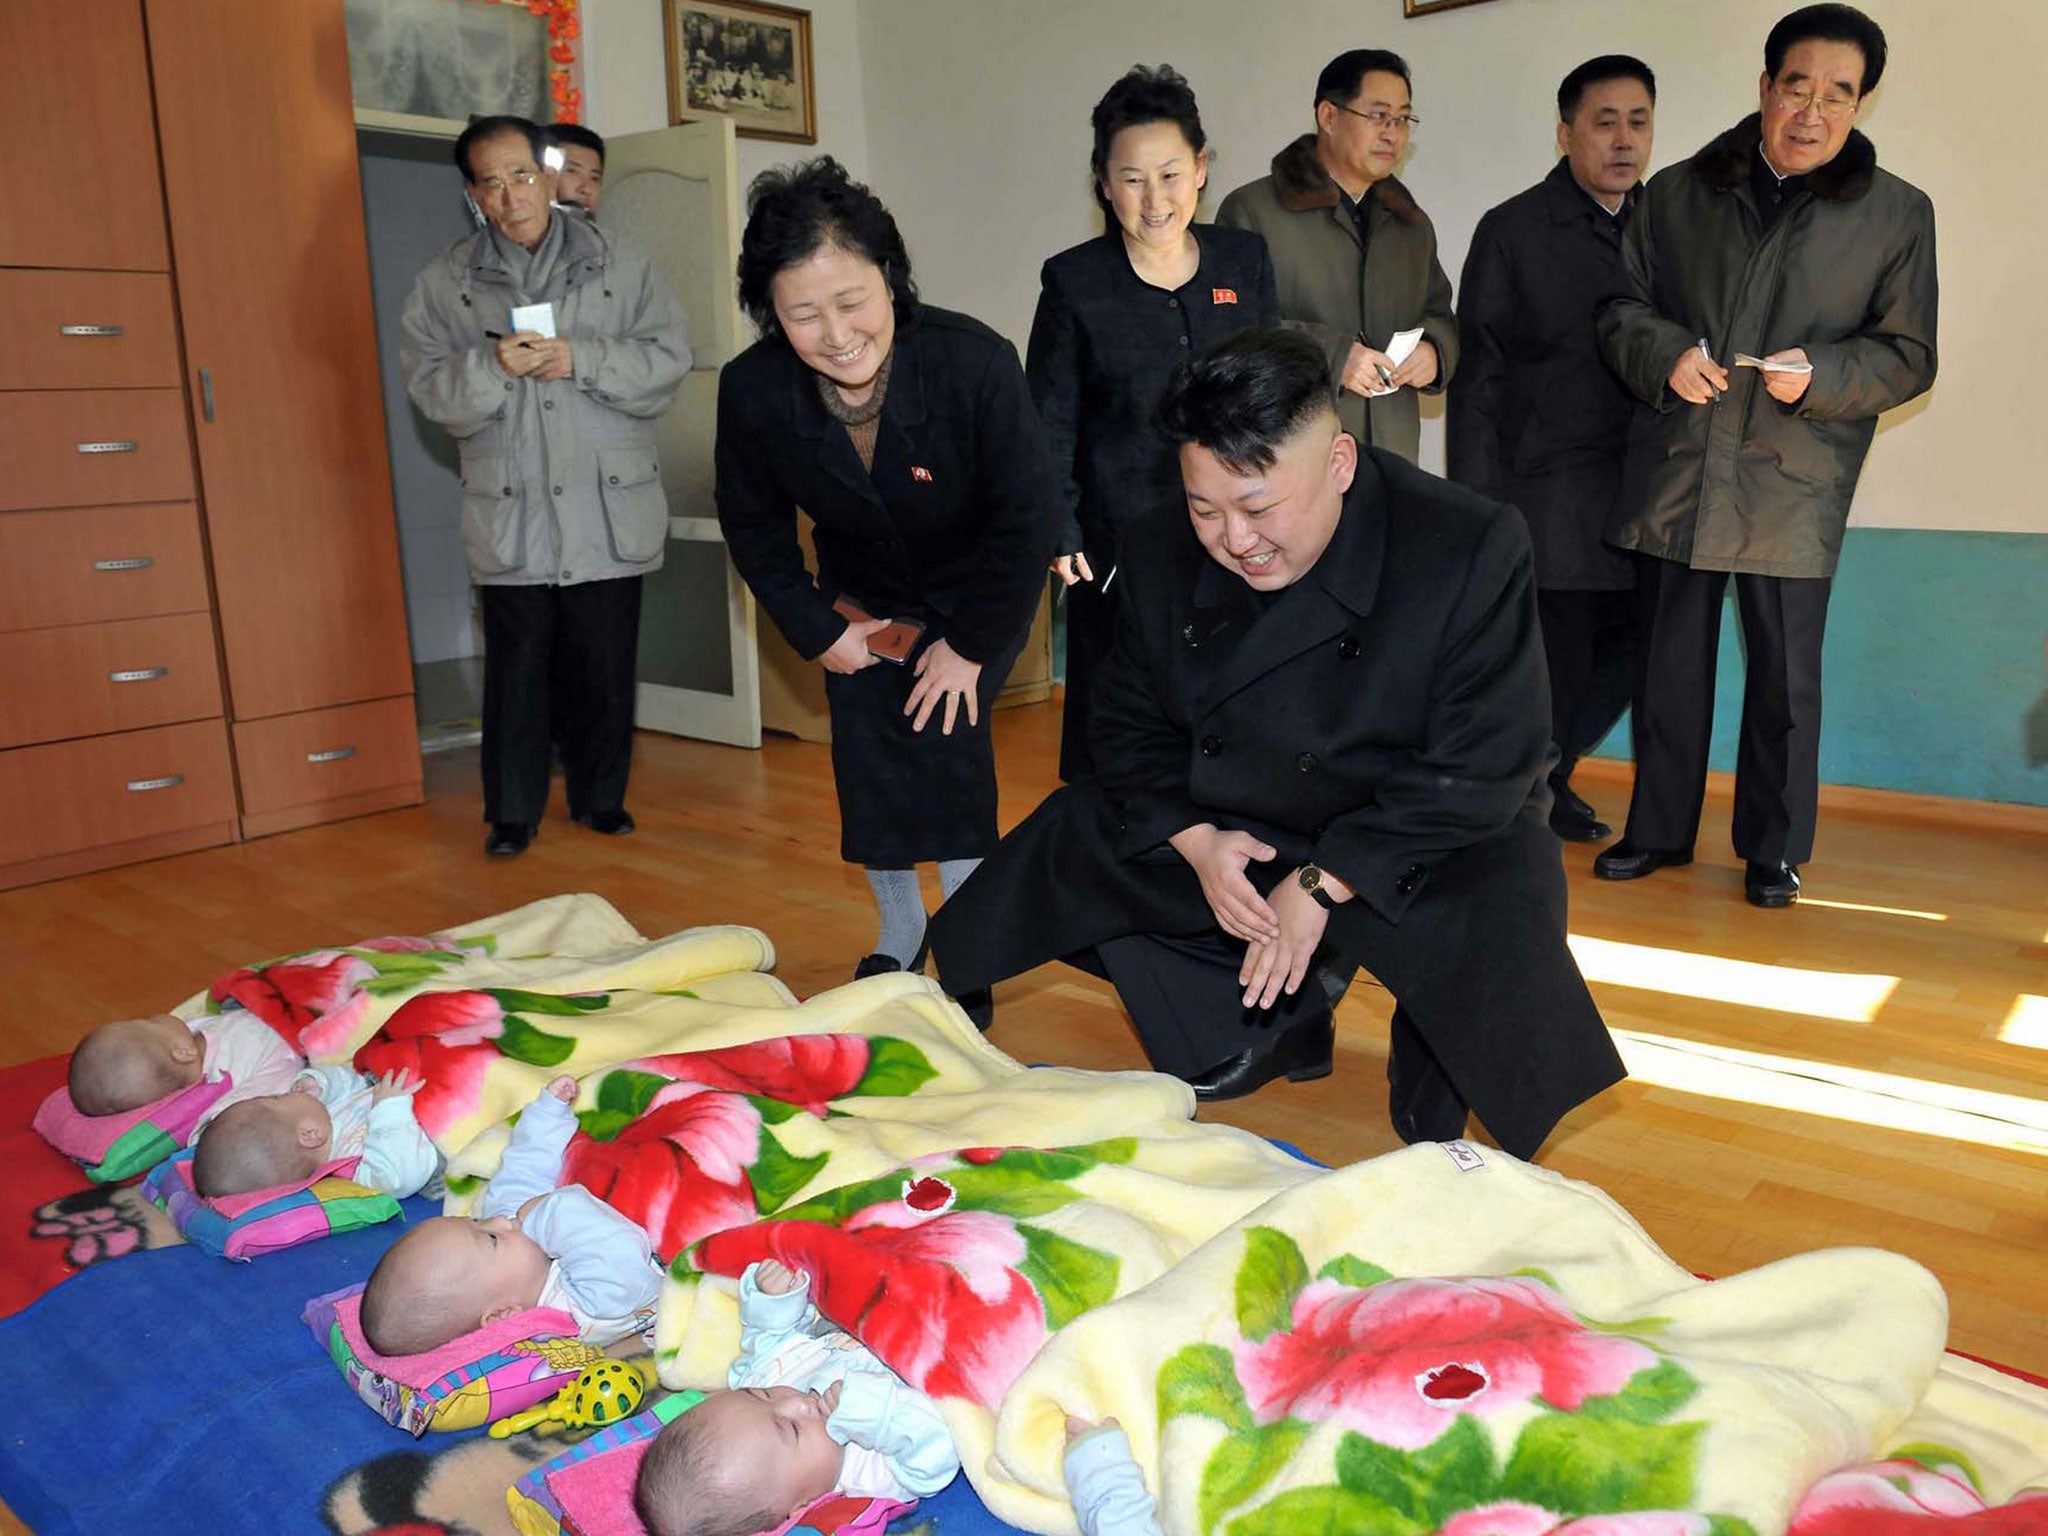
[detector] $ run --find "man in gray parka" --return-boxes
[1594,5,1935,908]
[402,116,690,858]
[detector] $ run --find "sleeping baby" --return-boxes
[358,1075,661,1357]
[190,1066,440,1199]
[66,1008,303,1120]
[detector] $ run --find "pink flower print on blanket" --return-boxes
[1441,1508,1712,1536]
[353,991,507,1138]
[624,1034,876,1117]
[1790,1453,2048,1536]
[1234,1273,1656,1451]
[562,1083,762,1261]
[210,931,488,1057]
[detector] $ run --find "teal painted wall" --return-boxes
[1589,528,2048,808]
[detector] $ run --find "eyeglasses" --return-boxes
[1331,102,1421,132]
[1771,84,1859,119]
[474,169,541,198]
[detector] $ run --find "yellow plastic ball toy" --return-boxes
[487,1358,648,1439]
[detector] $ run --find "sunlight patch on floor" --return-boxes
[1797,896,1948,922]
[1998,994,2048,1051]
[1569,934,1898,1023]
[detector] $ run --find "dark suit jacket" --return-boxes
[716,305,1059,666]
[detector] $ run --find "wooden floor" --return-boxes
[2,698,2043,1398]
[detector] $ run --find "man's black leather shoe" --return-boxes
[574,808,636,836]
[484,822,534,858]
[1188,1013,1335,1103]
[1593,841,1692,880]
[1744,860,1801,908]
[853,937,929,982]
[1548,782,1612,843]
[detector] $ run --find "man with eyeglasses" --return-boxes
[401,115,692,858]
[1217,48,1457,464]
[1595,4,1936,908]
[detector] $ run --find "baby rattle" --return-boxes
[488,1358,647,1438]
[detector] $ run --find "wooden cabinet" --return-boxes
[0,0,420,890]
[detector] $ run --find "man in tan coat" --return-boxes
[1217,48,1457,462]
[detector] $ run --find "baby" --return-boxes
[66,1007,304,1121]
[191,1066,440,1200]
[634,1258,959,1536]
[359,1074,660,1357]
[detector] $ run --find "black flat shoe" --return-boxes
[950,987,993,1032]
[1548,782,1612,843]
[573,808,636,836]
[484,822,534,858]
[853,936,930,982]
[1744,860,1801,908]
[1592,840,1693,881]
[1187,1012,1335,1103]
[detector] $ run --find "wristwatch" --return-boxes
[1297,863,1336,910]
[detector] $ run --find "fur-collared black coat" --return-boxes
[1597,115,1938,579]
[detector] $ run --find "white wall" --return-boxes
[850,0,2045,536]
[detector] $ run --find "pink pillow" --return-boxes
[33,1075,233,1182]
[333,1287,578,1388]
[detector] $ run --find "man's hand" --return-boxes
[1238,875,1331,1009]
[369,1069,420,1104]
[494,330,550,377]
[1387,338,1440,391]
[904,638,983,735]
[1667,344,1730,405]
[1761,347,1813,403]
[754,1257,806,1295]
[1051,552,1095,587]
[528,337,574,382]
[820,617,892,674]
[1340,341,1398,397]
[1169,824,1279,943]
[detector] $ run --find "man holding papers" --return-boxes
[1594,4,1936,907]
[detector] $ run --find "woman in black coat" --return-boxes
[1027,65,1279,781]
[716,159,1058,1012]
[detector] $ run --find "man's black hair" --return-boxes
[454,115,548,182]
[1090,64,1208,217]
[1557,55,1657,122]
[1314,48,1411,109]
[1765,3,1887,93]
[736,156,919,335]
[546,122,607,166]
[1155,329,1338,475]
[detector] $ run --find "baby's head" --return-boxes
[192,1087,332,1197]
[635,1386,845,1536]
[359,1213,552,1357]
[68,1013,204,1116]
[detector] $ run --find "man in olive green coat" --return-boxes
[1594,5,1936,908]
[1217,48,1457,463]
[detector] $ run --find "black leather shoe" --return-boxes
[1187,1013,1335,1103]
[853,936,929,981]
[1548,781,1612,843]
[484,822,534,858]
[573,808,636,836]
[950,987,994,1032]
[1744,860,1801,908]
[1593,841,1693,880]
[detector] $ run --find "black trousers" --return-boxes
[1623,554,1833,865]
[1537,588,1635,784]
[478,576,642,826]
[1056,573,1119,784]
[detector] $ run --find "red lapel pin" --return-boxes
[1211,287,1239,305]
[911,465,934,482]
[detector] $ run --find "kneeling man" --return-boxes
[930,330,1623,1159]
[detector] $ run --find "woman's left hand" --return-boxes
[904,638,983,735]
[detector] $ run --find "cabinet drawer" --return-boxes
[0,613,223,749]
[0,718,235,864]
[0,502,211,631]
[232,695,420,817]
[0,390,194,511]
[0,271,182,390]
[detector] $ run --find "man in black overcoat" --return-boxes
[930,330,1623,1160]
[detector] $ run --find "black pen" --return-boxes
[484,330,536,348]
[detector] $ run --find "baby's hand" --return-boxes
[819,1379,843,1417]
[1065,1414,1119,1445]
[753,1257,806,1295]
[369,1069,420,1104]
[545,1074,577,1104]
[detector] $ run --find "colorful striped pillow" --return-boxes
[145,1148,400,1259]
[34,1077,232,1184]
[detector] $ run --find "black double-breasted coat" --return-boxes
[716,306,1059,864]
[931,450,1624,1155]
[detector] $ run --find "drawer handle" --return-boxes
[93,556,154,572]
[76,440,139,454]
[125,774,184,793]
[306,745,358,764]
[109,666,169,684]
[60,324,126,337]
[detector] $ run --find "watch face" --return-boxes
[1300,864,1322,892]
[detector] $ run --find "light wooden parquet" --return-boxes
[0,698,2042,1405]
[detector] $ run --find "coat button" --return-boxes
[1182,622,1199,647]
[503,381,514,391]
[608,474,620,484]
[500,486,512,496]
[1176,335,1190,347]
[1200,735,1223,757]
[1338,635,1361,660]
[1166,297,1179,309]
[1297,752,1318,773]
[543,399,555,410]
[552,484,563,495]
[1395,862,1427,897]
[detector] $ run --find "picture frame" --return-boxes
[1402,0,1502,15]
[663,0,816,144]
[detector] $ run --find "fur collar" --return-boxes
[1691,113,1877,202]
[1270,134,1423,224]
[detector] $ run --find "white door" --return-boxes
[603,119,761,748]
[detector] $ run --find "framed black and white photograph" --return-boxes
[1402,0,1503,15]
[663,0,816,144]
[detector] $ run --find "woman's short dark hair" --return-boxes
[735,156,919,335]
[1765,3,1887,94]
[1314,48,1411,109]
[1155,329,1337,475]
[454,115,548,183]
[1089,64,1207,217]
[1557,55,1657,122]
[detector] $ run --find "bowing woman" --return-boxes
[1028,64,1278,781]
[715,158,1058,1024]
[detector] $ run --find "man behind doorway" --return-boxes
[1449,56,1657,843]
[1216,48,1457,464]
[1594,4,1936,908]
[547,122,605,217]
[401,116,692,857]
